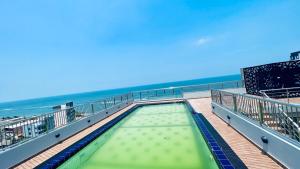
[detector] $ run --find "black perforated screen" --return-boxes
[242,60,300,96]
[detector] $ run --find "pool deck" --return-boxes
[14,98,283,169]
[188,98,283,169]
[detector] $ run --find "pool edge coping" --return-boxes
[37,99,235,169]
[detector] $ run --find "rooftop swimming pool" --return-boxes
[39,103,232,169]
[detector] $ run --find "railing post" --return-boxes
[233,95,237,112]
[91,103,95,114]
[286,89,290,103]
[131,93,134,101]
[258,101,264,125]
[113,97,116,105]
[219,91,223,105]
[139,92,142,100]
[104,100,107,109]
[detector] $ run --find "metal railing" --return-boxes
[132,80,244,100]
[180,80,244,93]
[0,80,244,151]
[260,87,300,103]
[0,93,133,151]
[212,90,300,142]
[132,87,183,101]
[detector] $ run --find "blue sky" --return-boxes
[0,0,299,102]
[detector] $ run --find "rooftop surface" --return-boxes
[15,98,283,169]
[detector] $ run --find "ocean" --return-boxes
[0,74,241,117]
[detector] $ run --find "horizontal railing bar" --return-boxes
[0,93,133,126]
[219,90,300,108]
[260,87,300,92]
[133,80,244,93]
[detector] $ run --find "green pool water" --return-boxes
[58,103,219,169]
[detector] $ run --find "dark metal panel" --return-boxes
[242,60,300,97]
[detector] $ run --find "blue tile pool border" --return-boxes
[191,112,235,169]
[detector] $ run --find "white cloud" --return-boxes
[195,37,211,46]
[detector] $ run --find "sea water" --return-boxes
[0,74,240,117]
